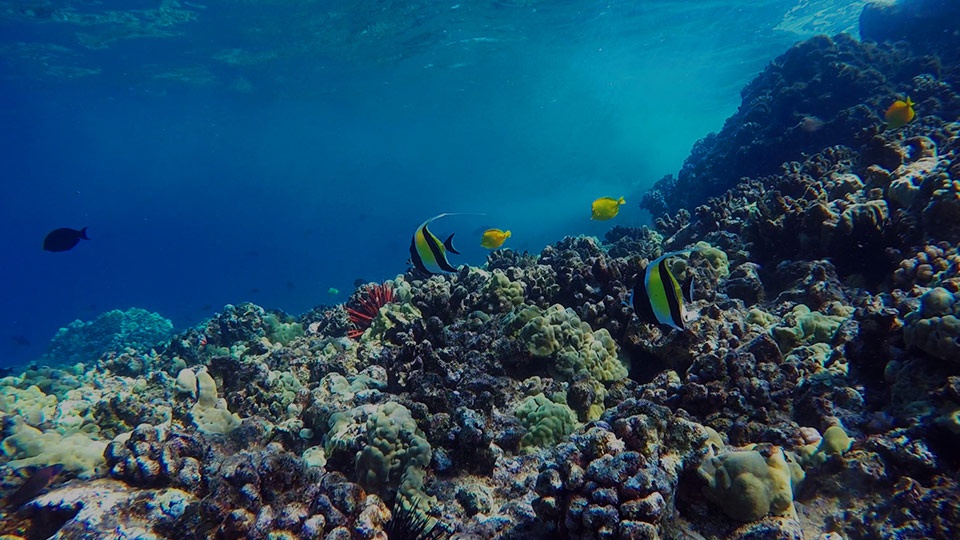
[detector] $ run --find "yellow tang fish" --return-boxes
[591,196,625,221]
[885,96,915,129]
[480,228,511,249]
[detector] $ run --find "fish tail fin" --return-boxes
[444,233,460,254]
[505,230,512,238]
[80,227,89,240]
[682,275,695,302]
[618,197,625,204]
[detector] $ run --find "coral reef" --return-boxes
[641,29,960,218]
[4,4,960,539]
[40,307,175,365]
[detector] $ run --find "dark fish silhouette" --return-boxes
[11,335,30,347]
[3,464,64,509]
[43,227,89,252]
[353,278,367,288]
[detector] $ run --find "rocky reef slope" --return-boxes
[2,1,959,539]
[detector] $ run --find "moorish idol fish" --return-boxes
[631,249,697,331]
[410,213,464,275]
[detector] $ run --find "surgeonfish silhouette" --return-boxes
[43,227,89,252]
[2,464,64,509]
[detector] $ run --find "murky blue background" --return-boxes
[0,1,865,365]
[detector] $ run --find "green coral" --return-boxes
[694,241,730,278]
[511,304,627,382]
[1,418,107,478]
[903,287,960,362]
[189,368,241,435]
[515,393,577,449]
[505,304,627,420]
[481,269,526,311]
[263,313,304,345]
[0,384,59,427]
[819,426,853,456]
[41,307,175,365]
[797,425,853,467]
[699,445,802,522]
[746,308,779,328]
[354,402,433,506]
[771,304,849,353]
[265,369,306,417]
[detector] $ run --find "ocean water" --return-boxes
[0,0,865,368]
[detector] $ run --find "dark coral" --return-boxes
[532,400,706,539]
[845,474,960,539]
[105,424,210,492]
[641,32,960,217]
[300,304,351,340]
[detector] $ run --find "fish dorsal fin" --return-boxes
[417,212,487,231]
[444,233,460,255]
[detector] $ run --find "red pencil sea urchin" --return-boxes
[346,282,395,339]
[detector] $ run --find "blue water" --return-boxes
[0,0,864,367]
